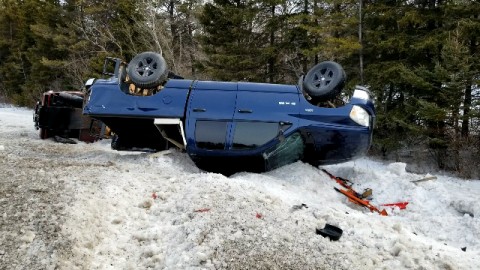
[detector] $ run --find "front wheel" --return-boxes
[302,61,346,101]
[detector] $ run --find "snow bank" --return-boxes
[59,148,480,269]
[1,106,479,269]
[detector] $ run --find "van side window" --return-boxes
[195,121,227,150]
[232,122,278,149]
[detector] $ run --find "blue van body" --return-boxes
[83,77,375,174]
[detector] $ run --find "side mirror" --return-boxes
[102,57,123,77]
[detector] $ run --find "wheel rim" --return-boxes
[312,67,335,89]
[135,57,158,77]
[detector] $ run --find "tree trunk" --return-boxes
[186,9,196,78]
[461,37,476,138]
[302,0,309,73]
[461,79,472,137]
[313,0,318,64]
[268,4,275,83]
[358,0,364,84]
[169,1,179,60]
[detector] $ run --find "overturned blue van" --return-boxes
[83,52,375,174]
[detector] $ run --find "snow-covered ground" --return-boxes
[1,105,479,269]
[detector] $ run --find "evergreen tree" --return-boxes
[0,0,69,105]
[197,0,268,81]
[302,0,360,66]
[0,0,31,104]
[26,0,70,98]
[363,0,449,155]
[445,0,480,138]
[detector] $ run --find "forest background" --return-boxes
[0,0,479,177]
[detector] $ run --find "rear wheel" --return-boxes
[127,52,168,89]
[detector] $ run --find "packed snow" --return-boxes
[0,104,479,269]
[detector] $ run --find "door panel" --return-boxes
[227,91,301,151]
[188,89,237,120]
[186,87,237,151]
[233,91,300,123]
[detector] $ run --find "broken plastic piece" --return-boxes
[316,224,343,241]
[411,176,437,184]
[335,187,388,216]
[291,203,308,211]
[54,136,77,144]
[360,188,372,199]
[381,202,409,210]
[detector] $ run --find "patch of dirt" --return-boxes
[0,120,122,270]
[0,132,75,270]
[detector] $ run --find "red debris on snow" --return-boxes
[256,212,263,219]
[381,202,409,210]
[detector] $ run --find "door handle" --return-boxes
[238,109,253,113]
[193,108,206,112]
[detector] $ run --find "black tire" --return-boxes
[111,134,123,150]
[54,135,77,144]
[39,128,49,139]
[302,61,346,100]
[127,52,168,89]
[57,92,84,108]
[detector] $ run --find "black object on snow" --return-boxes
[54,135,77,144]
[291,203,308,211]
[316,224,343,241]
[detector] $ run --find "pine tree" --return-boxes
[0,0,31,104]
[0,0,69,105]
[197,0,268,81]
[26,0,70,97]
[363,0,449,155]
[445,0,480,138]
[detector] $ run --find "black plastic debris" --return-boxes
[316,224,343,241]
[461,247,467,252]
[291,203,308,211]
[54,135,77,144]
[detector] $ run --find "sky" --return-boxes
[1,105,479,269]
